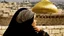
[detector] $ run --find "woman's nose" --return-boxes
[34,20,37,23]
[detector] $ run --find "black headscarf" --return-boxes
[3,8,38,36]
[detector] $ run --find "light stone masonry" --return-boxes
[55,34,62,36]
[51,29,60,34]
[54,25,64,29]
[50,34,55,36]
[0,26,1,30]
[63,33,64,36]
[0,25,64,36]
[61,26,64,28]
[46,26,55,29]
[0,35,2,36]
[1,26,8,30]
[43,29,50,34]
[0,30,5,35]
[61,29,64,33]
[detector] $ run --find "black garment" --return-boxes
[3,8,38,36]
[3,8,49,36]
[38,30,49,36]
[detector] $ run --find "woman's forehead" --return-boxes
[34,13,36,17]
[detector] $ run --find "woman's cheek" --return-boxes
[32,20,37,27]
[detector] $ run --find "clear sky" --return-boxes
[0,0,39,2]
[0,0,64,2]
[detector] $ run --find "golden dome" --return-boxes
[32,0,58,14]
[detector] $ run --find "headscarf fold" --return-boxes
[16,9,34,23]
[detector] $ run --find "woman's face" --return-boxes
[32,19,37,27]
[32,14,37,27]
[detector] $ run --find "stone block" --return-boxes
[36,26,46,29]
[46,26,55,29]
[43,29,50,34]
[42,26,47,29]
[2,14,9,17]
[61,29,64,33]
[63,33,64,36]
[0,30,6,35]
[51,29,60,34]
[0,26,1,30]
[54,26,62,29]
[55,34,62,36]
[50,34,55,36]
[49,29,52,34]
[1,26,8,30]
[61,26,64,28]
[0,35,2,36]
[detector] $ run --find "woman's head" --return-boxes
[16,8,36,26]
[3,8,37,36]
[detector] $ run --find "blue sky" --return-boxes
[0,0,64,2]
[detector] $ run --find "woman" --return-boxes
[3,8,49,36]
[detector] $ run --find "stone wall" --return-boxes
[36,18,64,25]
[0,17,12,26]
[1,14,64,26]
[0,25,64,36]
[37,25,64,36]
[36,14,64,25]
